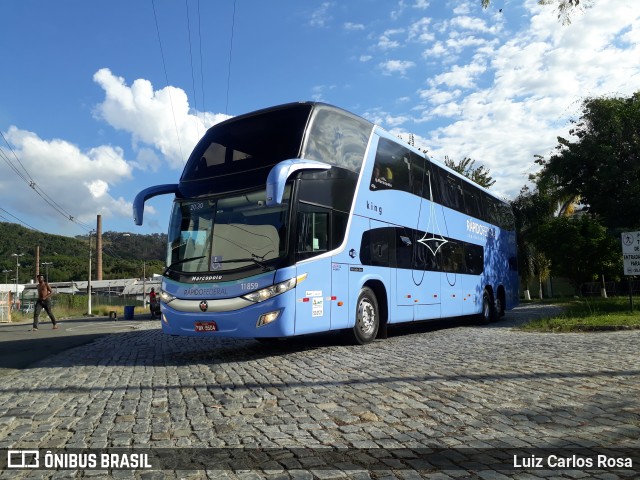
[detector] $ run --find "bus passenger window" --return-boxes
[464,243,484,274]
[444,176,463,212]
[359,228,391,267]
[370,138,411,192]
[463,185,483,218]
[438,241,465,273]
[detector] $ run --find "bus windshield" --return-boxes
[167,186,291,273]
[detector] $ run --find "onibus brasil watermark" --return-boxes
[6,450,151,469]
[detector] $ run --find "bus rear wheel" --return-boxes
[352,287,379,345]
[479,289,496,324]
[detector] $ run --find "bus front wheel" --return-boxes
[352,287,379,345]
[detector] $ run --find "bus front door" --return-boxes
[294,261,332,335]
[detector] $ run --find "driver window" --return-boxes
[297,204,329,260]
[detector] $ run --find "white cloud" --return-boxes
[86,179,109,199]
[450,15,500,35]
[422,41,449,59]
[93,68,230,169]
[420,0,640,199]
[0,126,134,229]
[344,22,365,31]
[1,68,234,232]
[391,0,407,21]
[380,59,416,76]
[418,87,463,105]
[408,17,435,43]
[430,60,487,88]
[452,1,474,15]
[378,28,404,50]
[311,85,337,102]
[309,2,333,28]
[362,109,410,128]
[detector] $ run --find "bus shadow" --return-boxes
[0,306,541,373]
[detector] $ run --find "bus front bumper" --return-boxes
[159,292,295,338]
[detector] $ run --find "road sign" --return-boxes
[621,231,640,275]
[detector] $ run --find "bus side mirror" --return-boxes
[266,159,331,206]
[133,184,179,225]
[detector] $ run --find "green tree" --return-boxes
[529,246,551,299]
[444,156,496,188]
[535,215,621,292]
[0,222,167,283]
[511,185,557,298]
[535,92,640,230]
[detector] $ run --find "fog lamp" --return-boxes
[257,310,281,327]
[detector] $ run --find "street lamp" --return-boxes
[11,253,24,308]
[41,262,53,283]
[2,269,11,286]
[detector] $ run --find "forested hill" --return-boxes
[0,222,166,283]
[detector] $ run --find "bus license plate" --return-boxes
[194,321,218,332]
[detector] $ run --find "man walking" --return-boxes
[31,274,58,331]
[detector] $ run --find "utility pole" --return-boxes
[143,261,147,309]
[87,230,94,316]
[96,214,103,281]
[11,253,24,308]
[41,262,53,283]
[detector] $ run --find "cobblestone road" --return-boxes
[0,304,639,479]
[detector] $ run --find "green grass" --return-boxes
[9,304,148,322]
[520,297,640,332]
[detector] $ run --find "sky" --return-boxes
[1,0,639,238]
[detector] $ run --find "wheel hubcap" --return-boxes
[358,299,375,335]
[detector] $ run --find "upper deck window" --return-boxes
[181,104,312,182]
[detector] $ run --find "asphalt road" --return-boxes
[0,313,157,373]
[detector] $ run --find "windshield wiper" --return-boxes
[213,254,271,271]
[165,255,206,271]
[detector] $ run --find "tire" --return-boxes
[495,294,505,319]
[479,289,495,324]
[352,287,379,345]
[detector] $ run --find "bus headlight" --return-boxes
[159,289,176,304]
[242,273,307,303]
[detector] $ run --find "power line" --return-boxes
[1,132,93,232]
[225,0,237,114]
[0,131,34,184]
[151,0,186,164]
[185,0,201,138]
[0,207,41,232]
[197,0,206,123]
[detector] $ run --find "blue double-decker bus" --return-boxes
[134,102,518,344]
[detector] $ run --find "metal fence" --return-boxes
[580,279,640,297]
[0,292,9,323]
